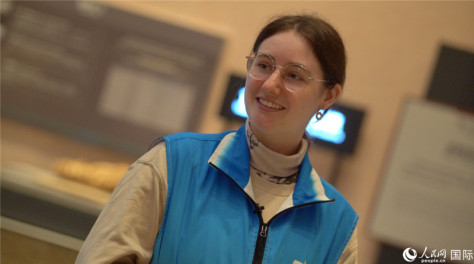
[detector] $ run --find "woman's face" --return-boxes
[245,30,340,146]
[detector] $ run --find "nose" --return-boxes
[261,66,284,95]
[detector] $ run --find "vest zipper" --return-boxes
[209,163,269,264]
[250,200,336,264]
[209,162,334,264]
[252,223,268,264]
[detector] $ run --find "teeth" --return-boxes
[259,98,284,110]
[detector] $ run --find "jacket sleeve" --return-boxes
[337,226,358,264]
[75,143,168,264]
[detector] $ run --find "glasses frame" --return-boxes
[246,52,328,92]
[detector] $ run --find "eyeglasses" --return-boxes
[246,52,328,92]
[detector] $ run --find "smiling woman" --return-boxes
[76,14,358,264]
[244,30,341,155]
[243,15,346,157]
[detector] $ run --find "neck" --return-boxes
[261,135,301,155]
[247,121,304,156]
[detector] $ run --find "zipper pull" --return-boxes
[254,203,265,214]
[259,224,268,238]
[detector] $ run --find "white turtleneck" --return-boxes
[245,121,308,223]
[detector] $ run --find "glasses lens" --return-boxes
[248,54,274,80]
[282,65,310,92]
[246,53,312,92]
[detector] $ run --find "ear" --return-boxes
[320,83,342,109]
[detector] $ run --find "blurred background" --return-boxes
[1,1,473,263]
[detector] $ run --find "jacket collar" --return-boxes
[208,125,332,206]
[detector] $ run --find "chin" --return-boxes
[249,117,279,133]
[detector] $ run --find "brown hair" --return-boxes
[252,14,346,88]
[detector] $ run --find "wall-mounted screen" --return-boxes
[427,45,474,112]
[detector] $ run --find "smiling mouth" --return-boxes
[258,98,284,110]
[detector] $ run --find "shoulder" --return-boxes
[318,179,359,263]
[321,178,356,212]
[158,130,238,164]
[317,177,359,228]
[146,130,234,159]
[140,141,167,162]
[164,130,235,143]
[162,130,236,154]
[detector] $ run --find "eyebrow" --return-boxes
[258,51,311,70]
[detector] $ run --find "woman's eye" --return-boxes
[287,72,303,81]
[257,63,272,71]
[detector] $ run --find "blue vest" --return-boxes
[150,125,358,264]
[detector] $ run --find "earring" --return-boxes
[316,110,324,121]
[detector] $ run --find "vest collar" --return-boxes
[208,125,332,206]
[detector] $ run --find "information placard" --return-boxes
[371,99,474,258]
[1,1,223,155]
